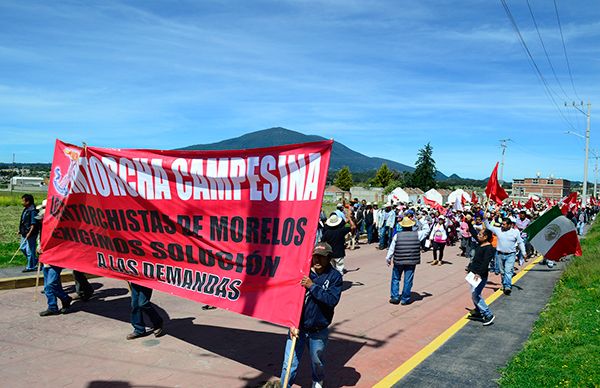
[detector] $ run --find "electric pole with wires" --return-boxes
[499,139,512,184]
[565,101,591,205]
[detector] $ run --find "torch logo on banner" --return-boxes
[52,147,81,197]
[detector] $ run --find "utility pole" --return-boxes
[499,139,511,184]
[566,101,591,205]
[591,149,599,199]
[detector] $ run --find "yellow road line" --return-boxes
[374,255,544,388]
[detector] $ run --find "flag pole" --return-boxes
[8,246,21,264]
[282,335,298,388]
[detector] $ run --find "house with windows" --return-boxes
[512,177,570,200]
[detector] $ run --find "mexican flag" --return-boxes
[524,206,582,261]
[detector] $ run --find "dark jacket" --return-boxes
[321,224,351,258]
[301,266,343,331]
[392,230,421,266]
[19,205,39,238]
[468,244,496,277]
[365,209,374,226]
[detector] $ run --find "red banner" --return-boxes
[41,139,332,328]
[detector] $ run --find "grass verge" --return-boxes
[499,222,600,387]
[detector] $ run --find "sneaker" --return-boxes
[482,314,495,326]
[126,331,147,340]
[503,288,511,296]
[469,309,483,318]
[39,309,60,317]
[153,325,165,337]
[312,381,323,388]
[400,300,411,305]
[547,261,555,268]
[22,268,36,273]
[437,261,443,266]
[431,260,439,266]
[389,298,400,305]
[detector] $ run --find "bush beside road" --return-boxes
[500,221,600,387]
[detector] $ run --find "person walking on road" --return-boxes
[279,242,342,388]
[467,229,496,325]
[429,216,448,266]
[321,211,355,275]
[484,215,526,295]
[36,199,72,316]
[386,217,421,305]
[127,282,165,340]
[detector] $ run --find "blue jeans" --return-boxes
[390,264,415,303]
[498,252,516,290]
[20,236,38,270]
[379,226,390,249]
[577,221,585,235]
[366,224,374,243]
[130,283,163,334]
[42,266,69,312]
[280,328,328,387]
[493,252,501,274]
[471,275,492,318]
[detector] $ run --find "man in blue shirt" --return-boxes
[484,215,526,295]
[280,242,343,388]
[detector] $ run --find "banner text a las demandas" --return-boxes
[41,139,332,328]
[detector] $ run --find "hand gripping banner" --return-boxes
[41,139,333,327]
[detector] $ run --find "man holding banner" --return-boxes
[279,242,342,388]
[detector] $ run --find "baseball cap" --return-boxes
[313,242,333,257]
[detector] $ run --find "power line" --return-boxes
[553,0,581,102]
[499,0,577,131]
[525,0,570,100]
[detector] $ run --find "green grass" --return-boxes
[0,206,27,267]
[499,222,600,387]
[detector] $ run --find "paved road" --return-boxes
[0,242,532,387]
[395,258,565,387]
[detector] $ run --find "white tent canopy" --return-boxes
[388,187,409,203]
[448,189,470,204]
[424,188,443,205]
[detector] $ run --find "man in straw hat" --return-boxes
[279,242,342,388]
[385,216,421,305]
[321,210,355,275]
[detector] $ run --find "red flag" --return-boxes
[517,200,522,207]
[424,196,445,212]
[41,139,333,328]
[461,193,467,206]
[560,192,578,215]
[524,197,535,210]
[471,191,478,204]
[511,199,516,207]
[485,162,509,205]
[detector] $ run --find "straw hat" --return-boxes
[326,214,343,227]
[399,217,416,228]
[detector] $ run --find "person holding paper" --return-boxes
[467,229,496,326]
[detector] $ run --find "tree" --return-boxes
[334,166,353,191]
[410,143,436,190]
[383,172,412,194]
[372,163,394,187]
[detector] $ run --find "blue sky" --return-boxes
[0,0,598,180]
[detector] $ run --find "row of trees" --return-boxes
[333,143,437,192]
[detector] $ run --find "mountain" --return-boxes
[179,127,448,179]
